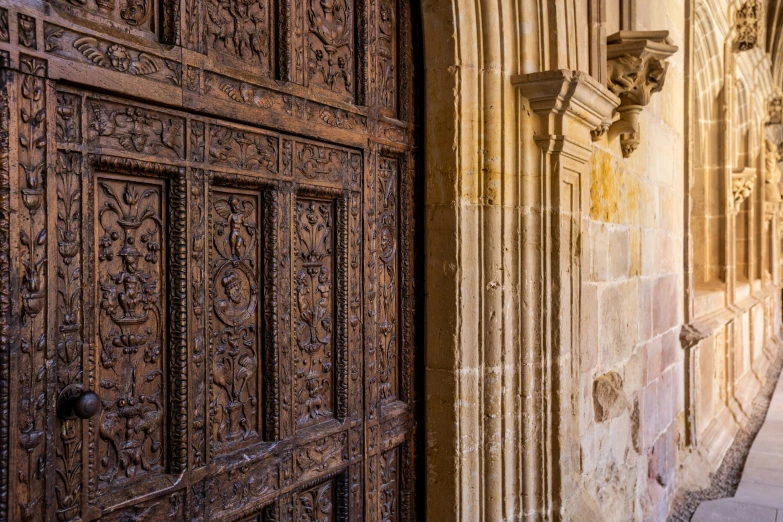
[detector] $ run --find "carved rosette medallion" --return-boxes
[209,190,261,452]
[95,178,165,492]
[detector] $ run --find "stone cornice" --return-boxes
[511,69,619,141]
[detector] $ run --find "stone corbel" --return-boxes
[731,169,756,215]
[512,69,620,155]
[601,31,678,157]
[735,0,763,52]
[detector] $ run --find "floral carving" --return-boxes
[206,0,272,70]
[295,432,347,480]
[294,199,335,427]
[95,179,165,491]
[56,92,81,144]
[16,56,48,522]
[377,158,397,403]
[210,191,260,452]
[731,171,756,214]
[307,0,354,97]
[208,125,278,172]
[295,480,334,521]
[88,101,185,158]
[380,447,399,522]
[55,152,84,522]
[191,169,207,468]
[377,0,397,115]
[207,461,279,518]
[605,31,678,156]
[296,143,348,183]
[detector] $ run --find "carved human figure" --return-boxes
[214,195,254,259]
[216,270,245,323]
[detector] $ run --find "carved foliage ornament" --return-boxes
[736,0,763,52]
[731,171,756,214]
[603,31,678,157]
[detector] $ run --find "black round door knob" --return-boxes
[57,384,101,420]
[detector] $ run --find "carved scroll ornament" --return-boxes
[600,31,678,157]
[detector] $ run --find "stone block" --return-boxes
[653,274,679,336]
[645,337,663,385]
[639,277,655,342]
[599,280,640,366]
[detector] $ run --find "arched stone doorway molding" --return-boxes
[419,1,619,519]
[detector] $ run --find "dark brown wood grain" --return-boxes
[0,0,416,518]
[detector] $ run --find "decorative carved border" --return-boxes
[0,65,11,522]
[296,184,351,422]
[87,154,189,475]
[208,171,282,444]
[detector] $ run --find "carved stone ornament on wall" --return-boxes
[731,169,756,214]
[602,31,678,157]
[768,96,783,125]
[735,0,763,52]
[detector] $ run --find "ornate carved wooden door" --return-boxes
[0,0,417,519]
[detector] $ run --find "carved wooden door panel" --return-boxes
[0,0,417,519]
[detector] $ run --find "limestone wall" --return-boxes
[420,0,783,520]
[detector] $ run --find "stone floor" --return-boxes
[692,374,783,521]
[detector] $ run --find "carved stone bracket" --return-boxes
[512,69,619,157]
[731,169,756,214]
[735,0,763,52]
[602,31,678,157]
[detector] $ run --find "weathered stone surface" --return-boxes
[594,371,628,422]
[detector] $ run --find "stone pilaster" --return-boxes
[512,70,618,521]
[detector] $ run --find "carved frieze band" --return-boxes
[44,24,181,87]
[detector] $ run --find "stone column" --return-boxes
[512,70,618,521]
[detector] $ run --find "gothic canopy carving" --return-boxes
[602,31,678,157]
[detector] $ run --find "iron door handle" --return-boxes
[57,384,101,420]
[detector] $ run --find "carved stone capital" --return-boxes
[735,0,763,52]
[512,69,619,157]
[604,31,678,157]
[731,169,756,214]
